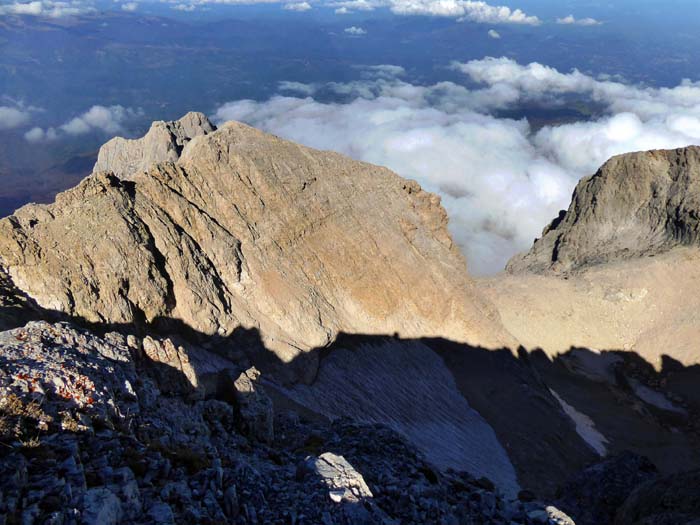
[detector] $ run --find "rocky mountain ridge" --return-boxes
[92,112,216,181]
[1,114,700,525]
[507,146,700,275]
[0,113,511,385]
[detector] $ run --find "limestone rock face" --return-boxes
[141,336,202,398]
[507,147,700,274]
[92,112,216,180]
[0,117,512,376]
[0,264,38,331]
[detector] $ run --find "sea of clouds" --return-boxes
[8,56,700,274]
[212,58,700,274]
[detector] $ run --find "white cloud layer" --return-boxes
[283,1,311,10]
[325,0,540,22]
[212,59,700,274]
[155,0,540,24]
[556,14,601,26]
[0,0,94,17]
[60,105,139,135]
[0,0,578,26]
[25,105,141,142]
[390,0,539,24]
[0,106,31,130]
[24,126,58,142]
[344,25,367,35]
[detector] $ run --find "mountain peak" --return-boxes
[507,146,700,274]
[0,114,512,382]
[92,111,216,180]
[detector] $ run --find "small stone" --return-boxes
[223,485,239,518]
[233,367,274,444]
[527,509,549,524]
[545,506,576,525]
[329,490,345,503]
[148,502,175,525]
[308,452,373,504]
[82,488,122,525]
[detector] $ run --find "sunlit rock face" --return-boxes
[484,146,700,371]
[92,112,216,181]
[0,114,513,377]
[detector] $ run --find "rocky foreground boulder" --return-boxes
[0,321,574,525]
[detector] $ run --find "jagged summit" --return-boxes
[507,146,700,274]
[0,115,512,381]
[93,111,216,180]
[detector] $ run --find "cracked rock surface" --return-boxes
[507,147,700,274]
[0,117,512,378]
[0,321,574,525]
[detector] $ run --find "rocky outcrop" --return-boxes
[507,147,700,274]
[0,321,572,525]
[92,112,216,180]
[0,263,39,331]
[0,116,512,379]
[486,146,700,370]
[553,452,658,525]
[615,468,700,525]
[232,367,273,444]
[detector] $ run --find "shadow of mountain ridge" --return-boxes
[1,279,699,501]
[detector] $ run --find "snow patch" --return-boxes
[629,379,686,414]
[550,388,608,456]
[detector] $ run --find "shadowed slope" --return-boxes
[278,337,521,496]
